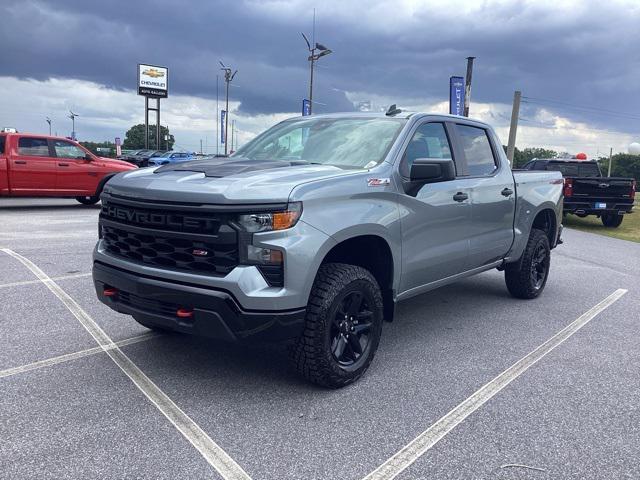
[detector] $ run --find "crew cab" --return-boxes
[0,132,136,204]
[523,158,635,227]
[93,112,563,387]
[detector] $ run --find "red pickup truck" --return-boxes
[0,132,136,204]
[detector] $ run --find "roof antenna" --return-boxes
[386,104,402,116]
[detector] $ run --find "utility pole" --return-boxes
[463,56,475,117]
[200,139,203,155]
[506,90,522,165]
[216,74,219,155]
[46,117,52,135]
[607,147,613,177]
[220,62,237,155]
[231,120,235,152]
[302,10,332,115]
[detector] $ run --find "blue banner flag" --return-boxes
[220,110,226,144]
[302,99,311,116]
[449,76,465,116]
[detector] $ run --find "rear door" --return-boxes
[0,135,8,193]
[452,123,516,268]
[9,136,58,193]
[52,139,100,195]
[398,121,473,292]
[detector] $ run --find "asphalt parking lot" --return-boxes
[1,198,639,480]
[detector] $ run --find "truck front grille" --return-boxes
[100,199,239,277]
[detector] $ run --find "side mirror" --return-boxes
[85,154,94,161]
[403,158,456,197]
[410,158,455,183]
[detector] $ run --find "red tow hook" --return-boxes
[176,308,194,319]
[103,287,118,297]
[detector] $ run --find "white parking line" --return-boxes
[0,332,159,379]
[1,248,252,480]
[0,272,92,289]
[362,288,628,480]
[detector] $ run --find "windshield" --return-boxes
[234,117,406,168]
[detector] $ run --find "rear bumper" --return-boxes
[564,201,633,216]
[93,262,306,342]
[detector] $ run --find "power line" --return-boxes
[522,96,640,122]
[518,117,634,137]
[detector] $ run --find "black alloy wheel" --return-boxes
[530,243,549,291]
[330,290,374,367]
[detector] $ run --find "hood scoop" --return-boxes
[153,157,309,178]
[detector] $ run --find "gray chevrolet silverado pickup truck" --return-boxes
[93,111,563,387]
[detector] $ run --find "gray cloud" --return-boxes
[2,0,640,134]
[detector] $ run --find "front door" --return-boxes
[52,139,98,195]
[398,121,472,293]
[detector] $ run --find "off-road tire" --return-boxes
[505,228,551,299]
[601,213,623,228]
[290,263,384,388]
[76,195,100,205]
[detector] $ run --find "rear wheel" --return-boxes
[601,213,624,228]
[76,195,100,205]
[505,228,550,299]
[290,263,384,388]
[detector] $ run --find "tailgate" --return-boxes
[571,177,634,201]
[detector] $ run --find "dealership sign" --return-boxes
[449,76,464,116]
[138,64,168,98]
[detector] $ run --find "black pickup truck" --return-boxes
[523,158,635,228]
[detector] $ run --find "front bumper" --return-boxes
[93,262,306,342]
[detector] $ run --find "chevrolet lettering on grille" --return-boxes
[102,204,217,232]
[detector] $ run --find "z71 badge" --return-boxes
[367,178,390,187]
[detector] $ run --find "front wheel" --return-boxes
[601,213,624,228]
[505,228,551,299]
[76,195,100,205]
[290,263,384,388]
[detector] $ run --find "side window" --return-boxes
[401,123,452,176]
[0,136,5,155]
[455,125,497,176]
[53,140,86,159]
[18,137,51,157]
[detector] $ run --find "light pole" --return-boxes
[219,61,237,155]
[46,117,52,136]
[68,110,79,140]
[301,33,332,115]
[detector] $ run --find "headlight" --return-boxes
[237,202,302,232]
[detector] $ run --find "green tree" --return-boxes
[503,146,558,168]
[122,124,174,150]
[596,154,640,181]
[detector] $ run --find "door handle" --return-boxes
[15,160,27,164]
[58,163,70,167]
[501,187,514,197]
[453,192,469,202]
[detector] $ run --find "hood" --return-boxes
[99,157,136,169]
[105,157,356,204]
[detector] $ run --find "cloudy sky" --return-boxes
[1,0,639,156]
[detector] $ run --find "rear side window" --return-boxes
[456,125,497,176]
[18,137,50,157]
[0,136,5,155]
